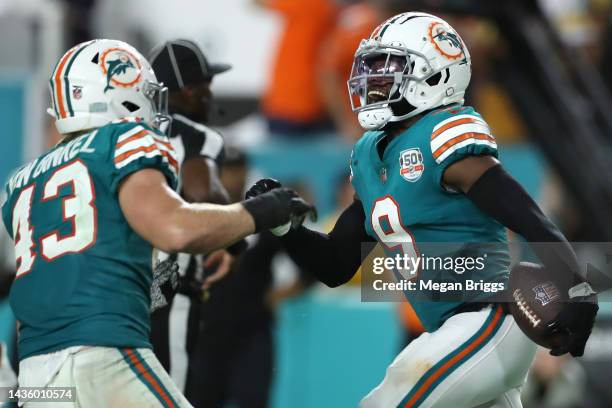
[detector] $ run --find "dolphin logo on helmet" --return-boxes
[104,56,135,92]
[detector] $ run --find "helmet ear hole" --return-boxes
[122,101,140,112]
[425,72,442,86]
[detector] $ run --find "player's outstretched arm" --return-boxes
[119,169,313,254]
[246,179,374,287]
[282,200,372,287]
[444,155,598,357]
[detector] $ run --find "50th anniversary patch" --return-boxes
[399,148,424,182]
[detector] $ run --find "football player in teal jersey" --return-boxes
[0,39,313,407]
[246,13,598,408]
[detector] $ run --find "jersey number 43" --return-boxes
[12,160,97,278]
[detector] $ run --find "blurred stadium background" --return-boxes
[2,0,612,407]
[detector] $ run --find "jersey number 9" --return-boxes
[371,195,419,278]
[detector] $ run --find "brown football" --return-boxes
[508,262,570,349]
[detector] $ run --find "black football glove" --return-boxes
[546,282,598,357]
[243,178,317,232]
[246,178,282,199]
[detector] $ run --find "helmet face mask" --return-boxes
[142,79,170,129]
[347,13,472,131]
[348,41,433,112]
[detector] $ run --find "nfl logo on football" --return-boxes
[532,281,560,306]
[399,148,424,182]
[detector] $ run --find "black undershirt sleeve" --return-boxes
[280,199,374,287]
[466,164,582,288]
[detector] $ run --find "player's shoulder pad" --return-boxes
[105,117,158,137]
[104,118,179,177]
[427,105,496,164]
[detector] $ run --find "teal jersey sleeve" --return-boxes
[107,121,179,194]
[428,107,498,188]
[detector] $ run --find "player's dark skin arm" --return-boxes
[181,157,230,205]
[445,155,597,357]
[443,155,581,284]
[441,155,498,193]
[279,199,374,287]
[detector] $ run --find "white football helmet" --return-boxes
[48,39,169,135]
[348,13,472,130]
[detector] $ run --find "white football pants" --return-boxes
[17,346,192,407]
[361,305,537,408]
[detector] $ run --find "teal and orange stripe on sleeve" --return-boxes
[399,305,505,408]
[121,348,178,408]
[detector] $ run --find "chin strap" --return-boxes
[357,106,393,130]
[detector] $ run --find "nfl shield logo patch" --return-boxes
[532,281,560,306]
[72,86,83,100]
[399,148,424,182]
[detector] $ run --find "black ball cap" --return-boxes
[149,39,231,91]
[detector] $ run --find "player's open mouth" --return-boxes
[367,90,389,103]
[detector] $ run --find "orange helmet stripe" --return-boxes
[53,46,77,119]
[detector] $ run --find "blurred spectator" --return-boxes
[539,0,599,48]
[318,0,404,141]
[255,0,340,136]
[184,148,315,408]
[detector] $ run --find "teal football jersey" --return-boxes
[1,119,178,359]
[351,105,510,331]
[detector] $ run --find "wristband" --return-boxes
[242,193,287,232]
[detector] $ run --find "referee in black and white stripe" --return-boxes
[148,39,246,392]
